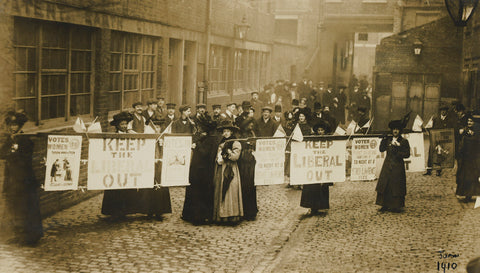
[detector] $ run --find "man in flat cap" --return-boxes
[172,104,196,135]
[143,98,162,132]
[211,104,222,122]
[221,102,237,123]
[128,101,147,133]
[250,91,264,119]
[255,106,277,137]
[165,103,177,125]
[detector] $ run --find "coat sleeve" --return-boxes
[379,137,389,153]
[227,141,242,161]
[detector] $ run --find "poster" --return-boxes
[351,137,380,181]
[254,138,286,186]
[160,135,192,187]
[44,135,82,191]
[290,140,347,185]
[429,129,455,168]
[87,136,156,190]
[375,133,426,176]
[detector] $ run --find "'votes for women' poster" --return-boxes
[87,136,156,190]
[160,135,192,187]
[350,137,380,181]
[254,138,286,186]
[44,135,82,191]
[290,140,347,185]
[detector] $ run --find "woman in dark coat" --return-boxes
[0,111,43,245]
[182,114,218,225]
[375,119,410,212]
[238,118,258,220]
[455,114,480,202]
[300,120,332,215]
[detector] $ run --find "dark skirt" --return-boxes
[2,186,43,244]
[101,187,171,216]
[300,184,330,210]
[375,181,405,209]
[238,147,258,219]
[456,136,480,197]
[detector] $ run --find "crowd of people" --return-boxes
[1,77,480,248]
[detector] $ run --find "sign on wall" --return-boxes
[254,138,286,186]
[160,135,192,187]
[290,140,347,185]
[44,135,82,191]
[87,136,156,190]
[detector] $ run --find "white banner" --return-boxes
[254,138,286,185]
[44,135,82,191]
[351,137,380,181]
[160,136,192,187]
[87,137,156,190]
[290,140,347,185]
[376,133,425,175]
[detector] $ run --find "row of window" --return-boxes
[13,18,271,123]
[209,45,269,94]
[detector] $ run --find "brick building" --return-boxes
[0,0,277,216]
[462,8,480,110]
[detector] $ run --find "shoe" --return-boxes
[423,170,432,176]
[436,170,442,176]
[389,208,403,213]
[378,207,388,212]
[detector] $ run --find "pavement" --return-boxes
[0,169,479,273]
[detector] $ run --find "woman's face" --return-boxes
[467,118,474,128]
[222,129,232,138]
[316,127,325,135]
[248,109,255,117]
[299,113,306,122]
[392,128,400,137]
[9,123,20,134]
[247,122,254,131]
[117,120,128,132]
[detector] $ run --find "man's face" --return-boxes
[248,109,254,118]
[158,99,165,107]
[227,105,236,112]
[197,107,206,115]
[182,108,192,117]
[456,110,464,118]
[9,124,20,134]
[275,112,282,118]
[167,108,175,115]
[213,108,221,115]
[252,93,259,100]
[148,103,157,111]
[262,110,271,120]
[135,105,143,114]
[440,109,447,116]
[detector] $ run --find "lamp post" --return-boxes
[235,16,251,41]
[445,0,479,26]
[413,39,423,56]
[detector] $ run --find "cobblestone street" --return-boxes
[1,169,479,273]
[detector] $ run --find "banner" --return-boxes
[254,138,286,185]
[290,140,347,185]
[160,135,192,187]
[429,129,455,168]
[44,135,82,191]
[87,137,156,190]
[351,137,380,181]
[376,133,425,175]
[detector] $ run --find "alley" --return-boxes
[0,169,479,273]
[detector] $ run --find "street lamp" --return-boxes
[445,0,479,26]
[413,39,423,56]
[235,16,250,40]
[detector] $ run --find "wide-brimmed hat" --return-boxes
[241,101,251,109]
[251,91,259,95]
[217,120,239,131]
[292,99,299,106]
[314,102,322,110]
[5,111,28,127]
[262,106,273,113]
[313,120,331,134]
[439,104,449,111]
[388,119,404,130]
[240,117,255,130]
[110,111,133,126]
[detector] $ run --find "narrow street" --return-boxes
[1,169,478,273]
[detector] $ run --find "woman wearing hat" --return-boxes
[375,119,410,212]
[238,118,258,220]
[213,120,244,224]
[295,108,313,136]
[0,111,43,245]
[455,113,480,202]
[300,120,332,215]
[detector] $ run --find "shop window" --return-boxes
[208,45,228,94]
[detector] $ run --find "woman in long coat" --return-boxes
[182,114,217,225]
[0,111,43,245]
[238,118,258,220]
[375,119,410,212]
[455,114,480,202]
[300,120,332,215]
[213,120,244,224]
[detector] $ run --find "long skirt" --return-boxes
[213,163,243,223]
[375,181,405,209]
[300,184,330,210]
[238,148,257,219]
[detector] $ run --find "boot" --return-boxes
[423,169,432,176]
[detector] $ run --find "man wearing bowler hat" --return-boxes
[236,101,251,128]
[255,106,277,137]
[128,101,147,133]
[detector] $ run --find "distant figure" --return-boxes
[50,159,59,182]
[63,159,72,181]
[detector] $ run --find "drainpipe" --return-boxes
[204,0,213,104]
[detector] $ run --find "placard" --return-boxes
[254,138,286,185]
[44,135,82,191]
[290,140,347,185]
[429,129,455,168]
[160,135,192,187]
[351,137,380,181]
[87,137,156,190]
